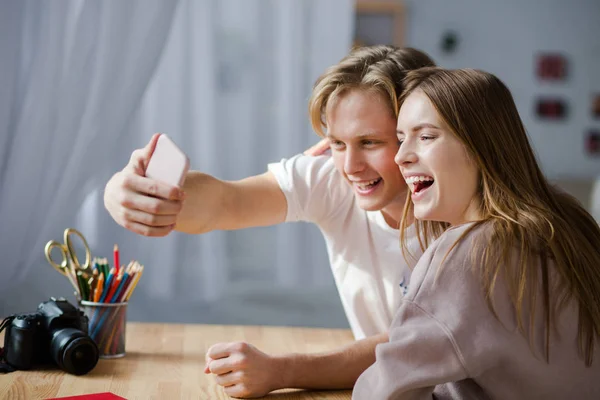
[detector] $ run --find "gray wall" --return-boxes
[404,0,600,181]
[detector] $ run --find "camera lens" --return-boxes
[50,328,99,375]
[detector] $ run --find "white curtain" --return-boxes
[0,0,179,302]
[1,0,354,328]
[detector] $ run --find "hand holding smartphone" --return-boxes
[145,134,190,187]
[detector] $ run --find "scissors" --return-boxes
[44,228,93,279]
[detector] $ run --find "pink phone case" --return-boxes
[145,134,190,187]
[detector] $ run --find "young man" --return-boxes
[104,45,435,398]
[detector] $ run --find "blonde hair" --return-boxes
[308,46,435,137]
[399,67,600,366]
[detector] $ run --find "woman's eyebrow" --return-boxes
[397,123,440,135]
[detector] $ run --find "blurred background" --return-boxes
[1,0,599,329]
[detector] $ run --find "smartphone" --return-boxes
[145,134,190,187]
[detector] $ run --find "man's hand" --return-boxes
[303,138,330,156]
[204,332,388,398]
[204,342,285,398]
[104,133,185,237]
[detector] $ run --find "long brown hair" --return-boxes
[308,46,435,136]
[399,67,600,366]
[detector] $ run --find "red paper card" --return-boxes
[47,393,126,400]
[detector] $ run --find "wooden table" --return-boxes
[0,322,354,399]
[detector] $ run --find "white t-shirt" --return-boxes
[268,154,423,339]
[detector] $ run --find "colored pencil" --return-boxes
[113,244,120,275]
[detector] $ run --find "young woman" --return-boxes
[353,67,600,399]
[104,46,435,398]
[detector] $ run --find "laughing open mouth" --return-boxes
[405,175,434,194]
[353,178,383,194]
[356,178,382,191]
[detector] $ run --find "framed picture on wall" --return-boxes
[536,53,568,81]
[354,1,405,48]
[593,93,600,119]
[535,97,568,120]
[586,130,600,156]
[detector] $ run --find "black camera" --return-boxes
[1,298,99,375]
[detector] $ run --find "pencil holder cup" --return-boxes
[80,301,128,359]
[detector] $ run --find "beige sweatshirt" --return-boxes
[353,222,600,400]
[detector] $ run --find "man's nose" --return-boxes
[344,148,365,175]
